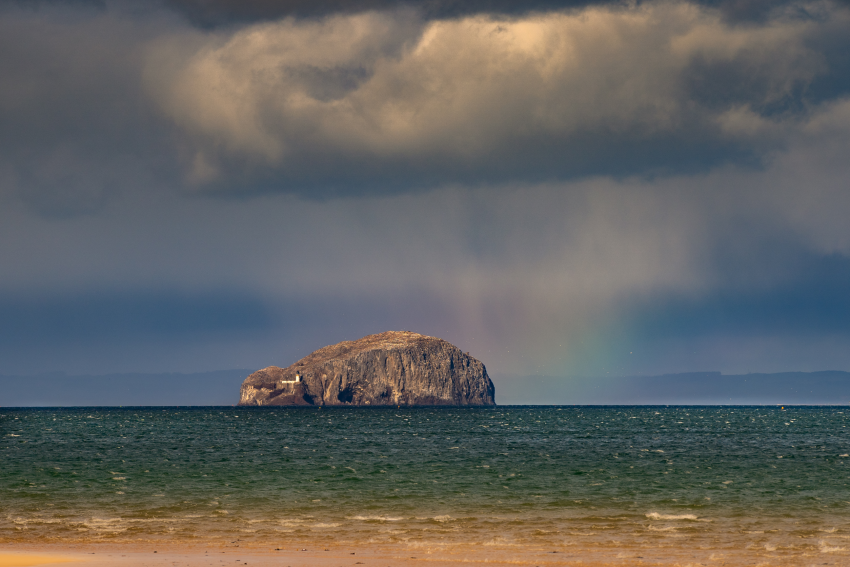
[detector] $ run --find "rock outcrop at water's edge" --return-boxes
[238,331,495,406]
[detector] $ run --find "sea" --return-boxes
[2,406,850,565]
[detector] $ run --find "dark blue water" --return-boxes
[2,406,849,561]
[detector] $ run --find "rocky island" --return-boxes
[238,331,495,406]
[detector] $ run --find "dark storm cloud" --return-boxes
[627,252,850,338]
[0,0,848,209]
[2,0,850,383]
[143,1,850,199]
[0,2,850,211]
[157,0,843,26]
[0,290,275,342]
[0,3,179,216]
[160,0,618,27]
[0,284,460,374]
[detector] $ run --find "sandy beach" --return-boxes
[0,548,544,567]
[0,543,807,567]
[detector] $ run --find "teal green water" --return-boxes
[2,406,850,559]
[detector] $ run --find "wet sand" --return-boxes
[0,543,813,567]
[0,553,79,567]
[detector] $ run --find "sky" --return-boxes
[2,0,850,382]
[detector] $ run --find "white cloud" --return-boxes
[145,1,841,189]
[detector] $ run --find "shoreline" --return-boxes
[0,542,805,567]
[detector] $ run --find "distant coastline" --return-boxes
[492,370,850,406]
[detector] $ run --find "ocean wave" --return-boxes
[645,513,698,521]
[348,515,404,521]
[483,537,520,546]
[10,517,62,526]
[820,541,846,553]
[82,518,128,532]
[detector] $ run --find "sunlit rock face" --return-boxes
[238,331,495,406]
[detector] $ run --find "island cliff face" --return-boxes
[238,331,495,406]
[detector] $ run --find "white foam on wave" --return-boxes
[406,540,451,549]
[120,518,180,524]
[432,515,453,522]
[483,537,520,547]
[820,541,846,553]
[10,517,62,527]
[82,517,128,532]
[645,512,698,521]
[348,515,404,521]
